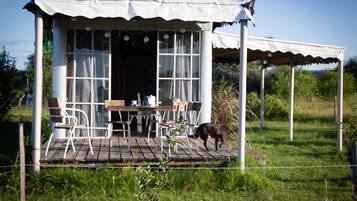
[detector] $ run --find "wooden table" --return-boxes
[106,105,173,151]
[106,105,173,112]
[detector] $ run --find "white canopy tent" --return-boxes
[212,31,345,152]
[25,0,254,171]
[26,0,254,22]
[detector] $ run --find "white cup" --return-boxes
[131,100,137,106]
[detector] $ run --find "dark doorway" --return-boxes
[111,31,157,104]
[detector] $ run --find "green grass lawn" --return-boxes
[0,98,354,200]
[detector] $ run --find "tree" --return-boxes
[318,70,356,98]
[0,46,24,121]
[345,57,357,91]
[267,66,319,99]
[25,47,52,103]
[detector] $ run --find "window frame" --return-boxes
[156,31,201,104]
[66,29,112,136]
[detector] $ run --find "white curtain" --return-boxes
[175,32,191,101]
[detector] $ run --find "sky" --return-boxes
[0,0,357,70]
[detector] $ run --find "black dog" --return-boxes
[193,123,231,151]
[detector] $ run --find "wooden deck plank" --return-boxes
[50,140,68,162]
[41,139,62,162]
[75,139,90,162]
[109,137,122,162]
[64,139,83,162]
[145,138,165,160]
[118,137,132,161]
[40,136,238,167]
[130,137,145,162]
[98,138,110,162]
[190,138,216,160]
[207,138,236,160]
[153,138,179,159]
[85,139,101,162]
[178,141,203,161]
[136,137,156,161]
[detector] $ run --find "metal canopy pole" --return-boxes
[260,66,265,130]
[238,19,248,173]
[32,10,43,171]
[288,65,295,141]
[337,60,344,151]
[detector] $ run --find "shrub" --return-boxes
[267,66,319,100]
[212,79,239,130]
[318,70,356,98]
[0,47,24,121]
[264,95,289,120]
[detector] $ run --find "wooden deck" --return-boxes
[41,135,237,167]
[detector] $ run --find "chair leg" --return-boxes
[87,126,94,155]
[147,122,152,143]
[45,132,54,156]
[185,129,192,154]
[64,128,75,159]
[70,137,76,152]
[122,124,126,138]
[160,127,164,152]
[127,123,132,151]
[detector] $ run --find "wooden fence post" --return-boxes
[352,142,357,201]
[19,123,25,201]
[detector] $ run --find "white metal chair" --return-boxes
[45,98,94,159]
[159,101,192,155]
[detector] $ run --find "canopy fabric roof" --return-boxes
[213,32,345,66]
[26,0,253,23]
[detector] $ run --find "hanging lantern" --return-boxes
[180,28,186,33]
[144,36,150,43]
[124,35,130,41]
[85,26,91,31]
[163,33,169,40]
[104,31,110,38]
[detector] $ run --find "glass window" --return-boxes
[76,30,92,53]
[76,54,92,77]
[176,32,191,54]
[192,80,199,101]
[159,32,174,54]
[93,54,109,78]
[175,80,189,101]
[94,30,110,53]
[67,29,111,137]
[158,31,200,103]
[93,105,108,128]
[75,79,91,103]
[67,54,74,77]
[192,56,199,78]
[176,56,190,78]
[66,79,74,102]
[93,80,108,103]
[192,32,200,54]
[159,55,174,78]
[67,30,74,53]
[159,80,174,104]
